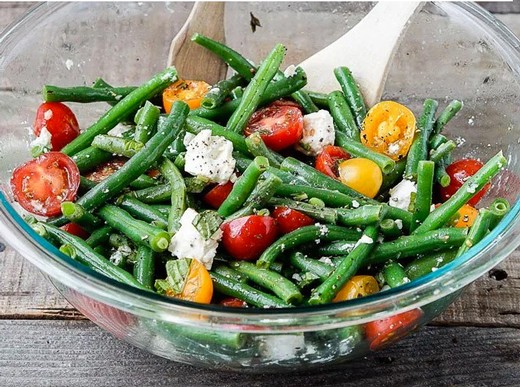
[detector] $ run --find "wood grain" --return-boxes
[0,321,519,386]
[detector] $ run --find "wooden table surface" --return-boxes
[1,2,520,386]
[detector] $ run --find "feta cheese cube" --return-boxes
[168,208,222,270]
[184,129,236,184]
[30,127,52,153]
[299,110,335,156]
[388,179,417,211]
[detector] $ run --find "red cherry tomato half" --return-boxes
[272,206,314,234]
[61,223,90,239]
[10,152,80,217]
[203,181,234,209]
[315,145,351,179]
[439,159,491,206]
[84,158,126,183]
[221,215,279,260]
[219,297,248,308]
[33,102,80,151]
[244,103,303,151]
[365,308,424,351]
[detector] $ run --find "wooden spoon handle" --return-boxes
[167,2,227,84]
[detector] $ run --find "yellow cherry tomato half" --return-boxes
[162,79,211,112]
[166,259,213,304]
[454,204,479,228]
[334,275,380,302]
[338,158,383,199]
[361,101,416,161]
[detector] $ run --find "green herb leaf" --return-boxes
[192,210,223,239]
[165,258,192,294]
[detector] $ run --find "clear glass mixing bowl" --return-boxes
[0,2,519,371]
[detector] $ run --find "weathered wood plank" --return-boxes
[478,2,520,14]
[0,321,519,386]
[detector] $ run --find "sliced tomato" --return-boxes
[219,297,248,308]
[244,102,303,151]
[272,206,314,234]
[365,308,424,351]
[10,152,80,217]
[61,223,90,239]
[333,275,379,302]
[439,159,491,206]
[453,204,479,228]
[315,145,351,179]
[163,259,213,304]
[338,158,383,199]
[203,181,234,209]
[84,158,126,183]
[162,79,211,112]
[221,215,279,260]
[33,102,80,151]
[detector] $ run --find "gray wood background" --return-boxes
[1,2,519,386]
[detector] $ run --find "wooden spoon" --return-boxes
[299,2,424,107]
[166,2,227,84]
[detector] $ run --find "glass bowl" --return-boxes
[0,2,519,371]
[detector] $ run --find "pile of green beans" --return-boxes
[21,35,509,318]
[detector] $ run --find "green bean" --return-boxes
[34,223,146,290]
[410,161,435,232]
[308,225,378,305]
[131,183,172,204]
[91,135,144,158]
[291,90,319,114]
[404,99,438,179]
[274,184,356,208]
[159,158,186,234]
[335,130,395,174]
[257,224,364,269]
[230,261,303,304]
[405,250,458,280]
[268,198,338,224]
[134,101,160,144]
[489,198,511,230]
[191,67,307,121]
[129,174,159,190]
[380,159,406,193]
[226,174,282,220]
[61,67,178,155]
[413,152,506,234]
[97,205,171,253]
[289,252,334,282]
[72,146,112,173]
[117,195,168,230]
[234,153,253,173]
[367,227,468,265]
[432,99,463,136]
[380,218,403,239]
[380,262,409,288]
[328,91,359,141]
[230,87,244,100]
[42,84,136,103]
[306,90,330,109]
[333,67,367,128]
[213,265,248,283]
[185,116,251,156]
[245,132,284,168]
[108,233,133,249]
[85,225,112,247]
[429,140,456,163]
[316,240,359,256]
[429,133,448,151]
[226,44,286,134]
[61,202,103,232]
[202,74,244,109]
[76,101,189,212]
[133,245,156,290]
[191,33,255,81]
[151,204,172,217]
[210,272,289,308]
[218,156,269,217]
[265,166,308,185]
[435,158,451,188]
[280,157,366,199]
[337,205,385,227]
[79,176,98,193]
[457,208,493,257]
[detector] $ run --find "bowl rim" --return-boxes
[0,1,519,333]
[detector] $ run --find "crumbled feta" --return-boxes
[291,273,302,282]
[183,132,196,147]
[387,141,401,156]
[299,110,335,156]
[168,208,222,270]
[184,130,236,184]
[259,334,305,361]
[467,182,478,194]
[30,127,52,153]
[388,179,417,211]
[65,59,74,70]
[318,256,334,266]
[395,219,403,230]
[283,64,297,78]
[43,109,53,120]
[108,124,132,137]
[351,200,360,208]
[358,234,374,245]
